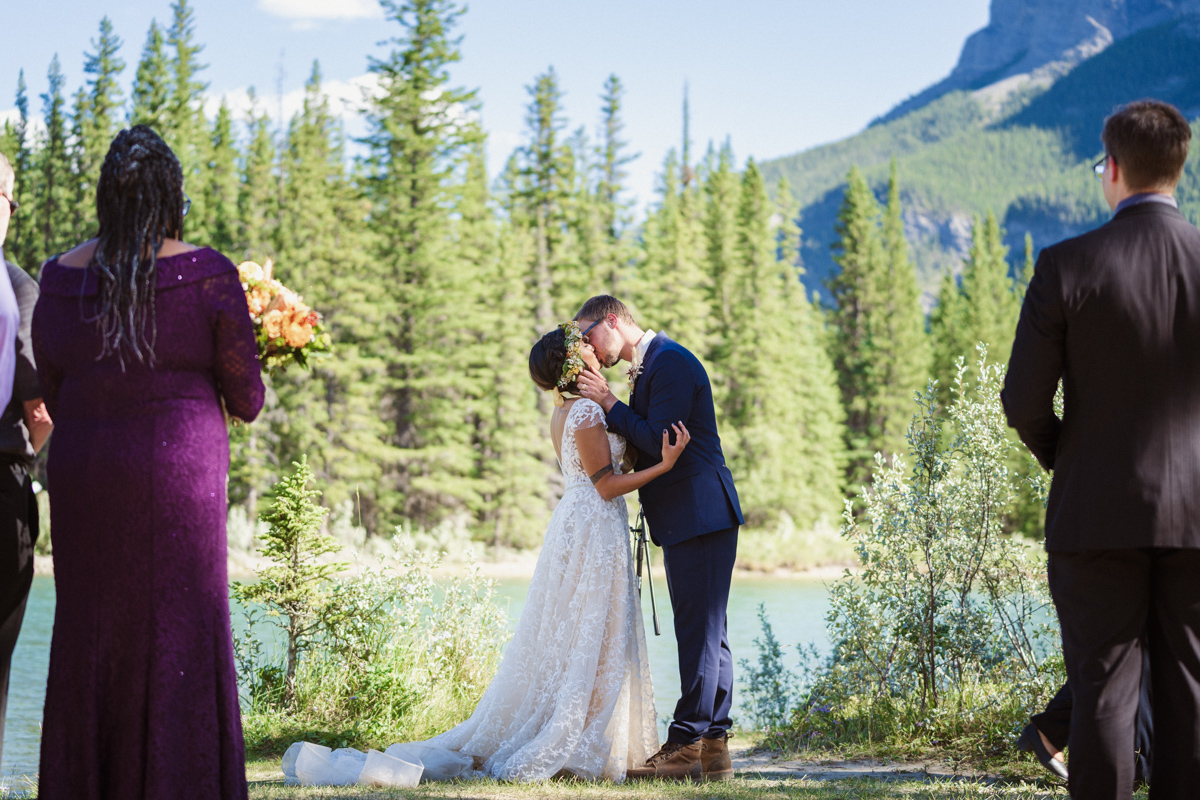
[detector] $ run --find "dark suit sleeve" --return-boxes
[606,351,695,460]
[1002,247,1065,471]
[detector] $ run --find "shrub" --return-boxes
[233,461,510,755]
[761,348,1063,757]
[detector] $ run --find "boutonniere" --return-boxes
[626,359,644,393]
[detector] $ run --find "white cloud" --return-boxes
[257,0,383,21]
[204,73,384,143]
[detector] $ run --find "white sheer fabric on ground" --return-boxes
[282,399,658,785]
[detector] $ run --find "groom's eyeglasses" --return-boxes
[580,318,603,343]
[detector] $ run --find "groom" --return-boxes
[575,296,743,782]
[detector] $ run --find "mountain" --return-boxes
[760,3,1200,302]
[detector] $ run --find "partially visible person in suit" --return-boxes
[1003,99,1199,799]
[1019,653,1152,785]
[0,150,51,769]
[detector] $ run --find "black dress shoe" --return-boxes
[1017,723,1069,780]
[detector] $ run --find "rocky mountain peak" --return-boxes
[878,0,1200,123]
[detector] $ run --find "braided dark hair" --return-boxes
[528,327,579,394]
[89,125,186,366]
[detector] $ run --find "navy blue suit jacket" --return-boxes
[606,333,743,546]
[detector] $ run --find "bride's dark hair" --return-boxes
[529,328,579,394]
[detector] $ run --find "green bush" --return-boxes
[754,348,1064,759]
[233,460,510,756]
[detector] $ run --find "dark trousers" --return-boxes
[0,461,36,767]
[1049,548,1200,800]
[1031,658,1153,783]
[661,525,737,743]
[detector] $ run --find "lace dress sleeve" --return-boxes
[568,398,608,432]
[203,270,265,422]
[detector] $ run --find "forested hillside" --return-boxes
[761,15,1200,299]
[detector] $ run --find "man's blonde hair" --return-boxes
[0,151,13,199]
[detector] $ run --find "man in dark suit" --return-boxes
[1003,100,1199,799]
[575,296,743,782]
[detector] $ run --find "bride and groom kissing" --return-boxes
[284,294,744,786]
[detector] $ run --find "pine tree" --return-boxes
[635,149,710,351]
[35,55,73,266]
[959,211,1020,380]
[1017,232,1035,301]
[238,93,279,261]
[506,67,580,327]
[722,162,845,526]
[930,211,1022,400]
[593,74,636,291]
[874,160,931,451]
[827,166,888,490]
[703,141,739,354]
[198,102,240,252]
[364,0,488,526]
[73,17,125,239]
[3,72,34,270]
[130,20,171,133]
[165,0,208,206]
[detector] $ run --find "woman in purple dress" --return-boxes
[32,126,264,799]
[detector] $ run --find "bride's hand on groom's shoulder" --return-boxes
[577,369,617,412]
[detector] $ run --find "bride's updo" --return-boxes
[528,327,579,395]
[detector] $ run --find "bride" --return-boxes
[283,320,691,785]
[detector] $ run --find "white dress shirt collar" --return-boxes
[633,329,657,364]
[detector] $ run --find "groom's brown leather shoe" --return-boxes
[626,741,702,781]
[700,732,733,781]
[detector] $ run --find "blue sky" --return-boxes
[3,0,990,206]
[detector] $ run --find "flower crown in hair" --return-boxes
[549,320,586,407]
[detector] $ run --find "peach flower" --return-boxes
[262,309,285,341]
[237,261,265,284]
[283,310,313,348]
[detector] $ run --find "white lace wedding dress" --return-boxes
[283,399,659,786]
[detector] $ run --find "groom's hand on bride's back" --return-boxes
[577,368,617,412]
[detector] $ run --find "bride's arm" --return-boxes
[576,422,690,501]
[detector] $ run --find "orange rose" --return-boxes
[262,309,285,341]
[283,310,312,348]
[248,286,272,316]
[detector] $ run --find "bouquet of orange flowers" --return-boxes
[237,259,332,372]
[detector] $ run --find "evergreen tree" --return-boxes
[826,166,887,490]
[703,141,739,354]
[1017,232,1035,301]
[506,67,580,327]
[130,20,171,133]
[73,17,125,239]
[723,163,845,525]
[634,149,710,351]
[35,55,73,266]
[874,160,931,449]
[593,74,636,291]
[3,72,34,270]
[165,0,208,208]
[238,93,279,261]
[930,211,1022,399]
[198,102,240,253]
[364,0,488,526]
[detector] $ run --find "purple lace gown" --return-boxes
[32,248,264,799]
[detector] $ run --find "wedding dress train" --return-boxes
[283,399,659,785]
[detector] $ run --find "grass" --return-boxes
[242,758,1107,800]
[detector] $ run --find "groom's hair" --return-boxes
[575,295,635,325]
[1102,100,1191,191]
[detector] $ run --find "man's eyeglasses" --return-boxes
[182,192,191,217]
[1093,155,1113,181]
[580,318,603,342]
[2,194,18,213]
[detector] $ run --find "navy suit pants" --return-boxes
[662,525,738,743]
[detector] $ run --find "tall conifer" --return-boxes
[72,17,125,240]
[130,21,171,133]
[35,55,73,266]
[3,72,34,270]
